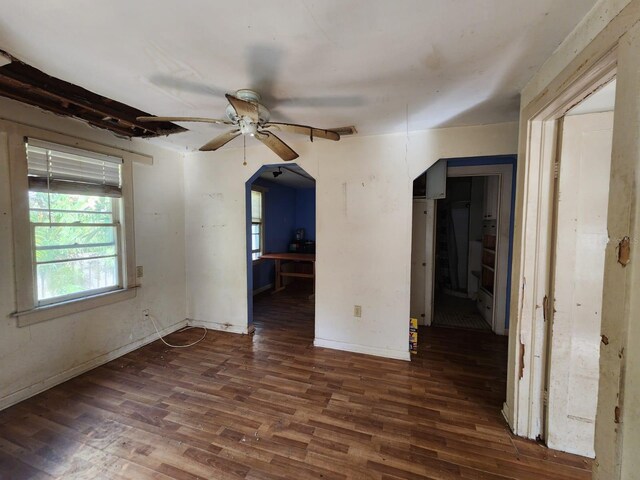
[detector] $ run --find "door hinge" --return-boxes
[553,163,559,179]
[543,295,549,321]
[543,390,549,406]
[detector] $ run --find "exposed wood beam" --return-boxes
[0,51,186,138]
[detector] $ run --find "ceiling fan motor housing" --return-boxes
[225,89,270,132]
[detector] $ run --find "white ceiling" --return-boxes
[258,165,316,189]
[0,0,597,151]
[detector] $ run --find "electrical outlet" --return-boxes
[136,265,144,278]
[354,305,362,318]
[142,309,150,320]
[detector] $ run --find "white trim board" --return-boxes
[187,319,253,335]
[0,318,188,411]
[314,337,411,361]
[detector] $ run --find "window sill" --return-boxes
[13,287,138,328]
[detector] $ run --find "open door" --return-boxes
[546,111,614,457]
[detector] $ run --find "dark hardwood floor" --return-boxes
[0,286,592,479]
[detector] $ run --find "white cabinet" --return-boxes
[483,176,499,220]
[477,288,494,324]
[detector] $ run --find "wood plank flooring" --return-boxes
[0,286,592,479]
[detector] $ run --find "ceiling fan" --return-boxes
[137,89,346,161]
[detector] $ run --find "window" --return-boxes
[9,128,141,326]
[26,139,124,305]
[251,189,264,260]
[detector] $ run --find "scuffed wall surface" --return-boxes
[0,97,187,409]
[184,123,518,358]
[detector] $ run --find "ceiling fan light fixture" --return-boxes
[239,119,258,136]
[273,167,283,178]
[138,88,346,161]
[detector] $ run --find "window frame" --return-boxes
[6,124,149,327]
[251,187,266,262]
[29,196,123,306]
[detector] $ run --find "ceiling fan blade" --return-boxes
[199,129,241,151]
[137,116,232,125]
[264,122,340,141]
[255,131,299,161]
[226,94,259,122]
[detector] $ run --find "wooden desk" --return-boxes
[260,253,315,295]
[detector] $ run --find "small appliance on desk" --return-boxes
[289,228,315,253]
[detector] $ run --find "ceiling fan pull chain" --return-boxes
[310,130,314,142]
[243,134,247,166]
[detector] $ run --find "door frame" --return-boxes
[244,163,316,331]
[543,111,615,457]
[505,49,617,440]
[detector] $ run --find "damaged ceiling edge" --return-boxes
[0,50,186,139]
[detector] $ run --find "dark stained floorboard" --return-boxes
[0,285,592,479]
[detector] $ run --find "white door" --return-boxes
[410,199,435,326]
[546,111,614,457]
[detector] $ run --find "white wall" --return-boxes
[184,123,518,359]
[0,97,187,409]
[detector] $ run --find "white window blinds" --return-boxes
[26,138,123,197]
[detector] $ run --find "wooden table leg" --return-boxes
[308,261,316,301]
[273,258,285,293]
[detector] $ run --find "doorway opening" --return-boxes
[543,78,616,458]
[433,175,498,331]
[507,49,617,453]
[411,156,516,336]
[245,164,316,341]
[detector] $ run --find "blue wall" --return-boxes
[295,188,316,241]
[251,178,315,291]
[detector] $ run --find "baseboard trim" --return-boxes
[0,318,188,412]
[187,319,251,335]
[252,284,273,296]
[313,338,411,361]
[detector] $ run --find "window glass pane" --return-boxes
[251,224,260,234]
[29,191,121,303]
[29,192,113,223]
[34,225,116,263]
[252,233,261,251]
[36,256,118,301]
[34,227,117,263]
[251,190,262,222]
